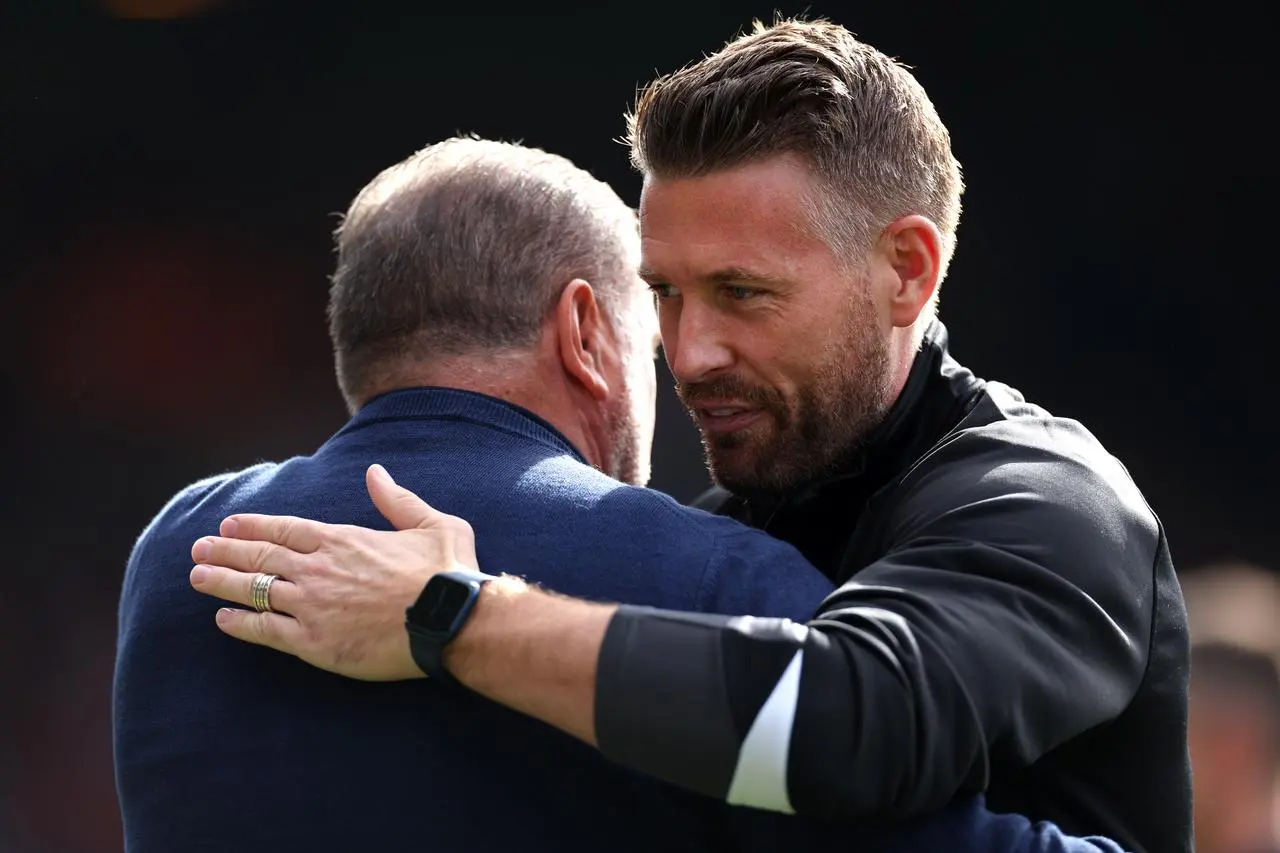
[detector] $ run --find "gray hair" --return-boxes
[328,136,639,405]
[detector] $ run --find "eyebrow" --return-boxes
[638,265,793,288]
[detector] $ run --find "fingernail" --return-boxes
[369,464,389,482]
[192,539,211,561]
[222,517,240,537]
[216,608,234,625]
[190,565,210,584]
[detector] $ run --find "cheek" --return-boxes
[728,331,801,392]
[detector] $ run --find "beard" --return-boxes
[609,404,650,484]
[677,291,893,500]
[605,388,650,487]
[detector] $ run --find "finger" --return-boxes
[219,513,325,553]
[366,464,444,531]
[214,608,307,655]
[191,536,306,579]
[190,564,300,615]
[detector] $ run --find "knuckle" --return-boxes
[313,522,334,546]
[446,516,474,538]
[291,574,315,606]
[248,542,272,573]
[296,552,325,580]
[256,616,279,644]
[300,620,323,648]
[302,622,339,662]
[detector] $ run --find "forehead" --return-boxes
[638,157,832,280]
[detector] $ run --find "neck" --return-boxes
[885,318,931,407]
[354,350,610,472]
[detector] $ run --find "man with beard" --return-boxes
[188,18,1188,853]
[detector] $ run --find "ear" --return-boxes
[881,215,943,328]
[555,279,611,401]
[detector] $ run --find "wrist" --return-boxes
[443,573,529,686]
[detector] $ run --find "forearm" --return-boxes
[440,556,1143,823]
[596,605,807,808]
[592,576,1142,821]
[443,575,616,746]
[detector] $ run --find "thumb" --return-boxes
[366,464,439,530]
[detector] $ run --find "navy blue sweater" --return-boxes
[114,388,1125,853]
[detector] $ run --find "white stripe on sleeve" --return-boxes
[724,649,804,814]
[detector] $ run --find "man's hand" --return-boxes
[193,461,614,745]
[189,463,480,680]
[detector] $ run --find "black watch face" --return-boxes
[414,576,473,634]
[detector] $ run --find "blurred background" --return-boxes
[0,1,1276,851]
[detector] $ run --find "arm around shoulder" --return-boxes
[591,433,1159,820]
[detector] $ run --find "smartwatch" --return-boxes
[405,569,496,684]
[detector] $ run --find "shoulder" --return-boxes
[128,462,280,566]
[594,480,832,619]
[886,384,1160,591]
[120,461,282,634]
[906,383,1154,535]
[515,456,743,543]
[495,460,830,614]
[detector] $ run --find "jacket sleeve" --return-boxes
[594,437,1157,821]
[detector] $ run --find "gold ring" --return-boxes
[250,573,278,613]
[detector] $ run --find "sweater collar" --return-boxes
[338,386,588,465]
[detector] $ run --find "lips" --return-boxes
[693,405,763,435]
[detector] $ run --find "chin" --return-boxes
[705,448,767,492]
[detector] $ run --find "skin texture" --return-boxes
[641,156,898,496]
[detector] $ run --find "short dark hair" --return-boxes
[626,18,963,276]
[328,137,638,408]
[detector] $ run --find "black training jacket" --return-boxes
[595,322,1191,853]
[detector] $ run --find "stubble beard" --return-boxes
[679,297,894,501]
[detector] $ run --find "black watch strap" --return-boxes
[405,569,495,686]
[409,622,461,687]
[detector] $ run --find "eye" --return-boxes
[648,282,678,299]
[724,285,761,300]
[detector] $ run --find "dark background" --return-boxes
[1,1,1274,849]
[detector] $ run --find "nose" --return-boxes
[662,299,734,384]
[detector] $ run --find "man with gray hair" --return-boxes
[327,136,651,490]
[118,135,1123,852]
[116,135,819,852]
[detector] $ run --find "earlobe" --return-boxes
[886,215,943,328]
[556,280,611,400]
